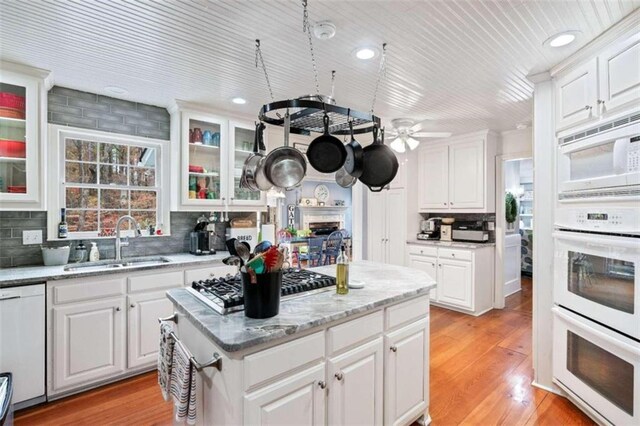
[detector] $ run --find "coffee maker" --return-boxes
[190,217,216,255]
[417,218,442,240]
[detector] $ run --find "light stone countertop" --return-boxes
[166,260,437,353]
[407,239,496,249]
[0,252,229,288]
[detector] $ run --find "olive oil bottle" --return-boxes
[336,245,349,295]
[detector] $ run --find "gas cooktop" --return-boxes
[187,268,337,315]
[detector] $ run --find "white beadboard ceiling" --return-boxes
[1,0,638,134]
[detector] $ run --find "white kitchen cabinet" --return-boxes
[0,63,50,210]
[327,338,384,426]
[170,102,267,211]
[127,290,174,369]
[244,363,326,426]
[417,131,496,213]
[555,58,599,131]
[437,258,473,309]
[598,32,640,115]
[384,318,429,426]
[367,188,406,266]
[51,297,126,392]
[407,244,494,315]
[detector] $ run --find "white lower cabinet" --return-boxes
[437,258,473,309]
[244,363,326,426]
[327,338,384,426]
[127,290,174,369]
[385,318,429,426]
[51,297,126,391]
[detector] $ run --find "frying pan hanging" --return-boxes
[344,119,363,178]
[254,123,272,191]
[263,113,307,189]
[306,113,347,173]
[240,123,263,191]
[358,126,398,192]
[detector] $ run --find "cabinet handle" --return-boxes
[317,381,326,389]
[390,345,397,352]
[116,307,121,312]
[420,250,424,254]
[450,202,454,205]
[452,253,455,257]
[210,273,216,277]
[335,372,344,381]
[584,105,592,110]
[130,304,135,308]
[597,99,605,105]
[443,203,447,206]
[439,264,442,267]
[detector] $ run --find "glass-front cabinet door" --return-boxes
[0,69,44,209]
[181,112,228,207]
[229,121,266,206]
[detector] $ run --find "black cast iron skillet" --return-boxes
[343,120,363,177]
[306,113,347,173]
[358,126,399,192]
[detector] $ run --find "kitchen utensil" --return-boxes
[41,246,70,266]
[306,113,347,173]
[240,123,266,191]
[335,167,357,188]
[254,124,272,191]
[344,120,363,177]
[358,126,399,192]
[235,240,251,264]
[222,255,242,266]
[254,240,272,255]
[226,238,238,255]
[263,113,306,189]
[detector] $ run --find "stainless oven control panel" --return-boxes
[556,207,640,235]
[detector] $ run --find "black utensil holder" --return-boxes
[241,270,282,319]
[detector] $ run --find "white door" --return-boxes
[438,258,473,309]
[127,290,174,369]
[418,145,449,210]
[386,189,407,266]
[555,58,599,131]
[449,139,484,209]
[408,255,438,284]
[385,319,429,426]
[367,191,387,263]
[52,297,126,391]
[244,363,326,426]
[328,338,384,426]
[598,33,640,115]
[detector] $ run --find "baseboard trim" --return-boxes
[532,380,563,396]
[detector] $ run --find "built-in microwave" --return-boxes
[557,116,640,201]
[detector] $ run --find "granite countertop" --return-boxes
[407,239,496,249]
[166,260,437,353]
[0,252,229,288]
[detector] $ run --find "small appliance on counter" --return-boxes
[452,221,489,243]
[417,218,441,240]
[190,217,216,255]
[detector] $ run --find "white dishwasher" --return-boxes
[0,284,45,409]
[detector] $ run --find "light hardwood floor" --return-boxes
[16,277,595,425]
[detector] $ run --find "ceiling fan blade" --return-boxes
[412,131,452,138]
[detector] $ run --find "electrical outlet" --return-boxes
[487,221,495,231]
[23,230,43,245]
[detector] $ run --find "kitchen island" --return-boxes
[166,261,436,426]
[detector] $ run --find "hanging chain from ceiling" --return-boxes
[370,43,388,114]
[330,70,336,99]
[255,39,276,102]
[302,0,321,96]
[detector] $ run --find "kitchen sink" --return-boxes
[63,256,172,272]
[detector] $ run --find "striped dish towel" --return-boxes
[157,322,175,401]
[170,339,197,425]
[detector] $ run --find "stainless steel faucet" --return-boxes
[115,215,142,260]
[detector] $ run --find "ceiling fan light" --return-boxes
[390,137,406,153]
[406,137,420,150]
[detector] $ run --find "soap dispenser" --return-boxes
[89,242,100,262]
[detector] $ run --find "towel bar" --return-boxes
[158,313,178,324]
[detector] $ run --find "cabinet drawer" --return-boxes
[128,270,183,293]
[244,331,325,391]
[52,277,125,305]
[438,248,472,261]
[184,265,237,284]
[407,245,438,257]
[385,296,429,330]
[327,310,383,356]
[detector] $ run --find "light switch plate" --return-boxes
[23,230,43,245]
[487,221,495,231]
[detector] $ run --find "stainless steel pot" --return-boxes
[263,113,306,189]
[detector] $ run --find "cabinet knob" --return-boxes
[317,381,326,389]
[450,202,454,205]
[452,253,455,257]
[335,372,344,381]
[597,99,605,104]
[584,105,592,110]
[210,273,216,277]
[116,307,121,312]
[130,304,135,308]
[390,345,397,352]
[439,264,442,267]
[420,250,423,254]
[443,203,447,206]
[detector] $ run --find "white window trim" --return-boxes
[47,124,171,240]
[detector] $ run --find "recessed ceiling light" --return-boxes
[231,97,247,105]
[353,46,379,60]
[544,31,581,48]
[103,86,128,96]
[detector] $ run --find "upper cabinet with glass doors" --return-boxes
[171,103,266,211]
[0,63,50,210]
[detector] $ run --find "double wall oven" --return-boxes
[553,115,640,425]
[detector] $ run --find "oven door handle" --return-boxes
[553,307,640,357]
[553,231,640,250]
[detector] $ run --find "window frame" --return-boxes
[47,125,171,240]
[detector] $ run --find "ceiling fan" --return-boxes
[386,118,452,153]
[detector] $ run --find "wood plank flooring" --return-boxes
[16,277,595,425]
